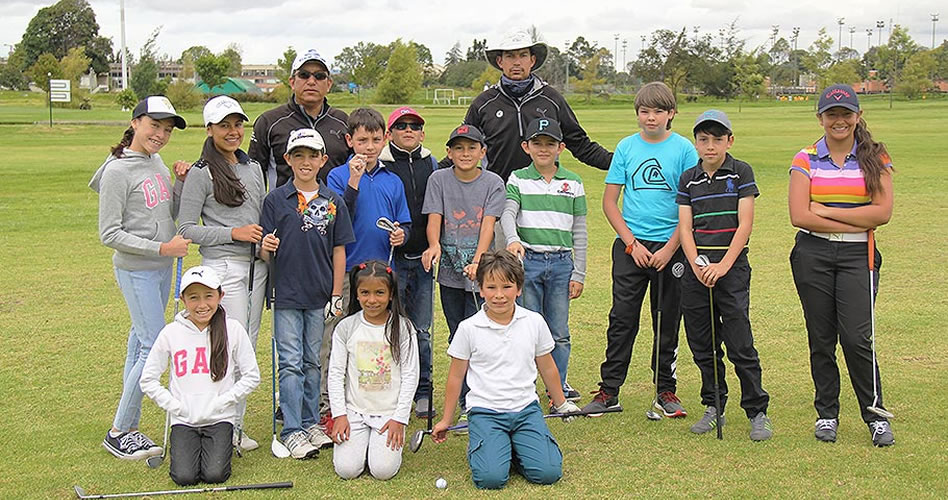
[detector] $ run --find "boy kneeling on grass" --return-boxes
[431,250,580,490]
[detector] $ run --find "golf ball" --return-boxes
[435,477,447,489]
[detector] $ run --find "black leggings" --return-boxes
[169,421,233,486]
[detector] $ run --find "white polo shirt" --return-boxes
[447,305,555,413]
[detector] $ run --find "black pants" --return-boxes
[681,256,769,418]
[790,231,887,423]
[169,421,233,486]
[598,239,683,395]
[442,284,479,408]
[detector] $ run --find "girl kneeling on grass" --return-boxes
[141,266,260,485]
[89,96,190,460]
[328,260,419,480]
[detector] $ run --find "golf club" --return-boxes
[409,406,623,453]
[376,216,397,266]
[865,230,894,419]
[695,254,723,439]
[269,245,291,459]
[73,482,292,499]
[146,257,183,469]
[646,272,664,421]
[427,270,436,431]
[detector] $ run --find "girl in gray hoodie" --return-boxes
[89,96,190,460]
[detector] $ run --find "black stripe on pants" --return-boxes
[790,231,887,423]
[598,239,683,395]
[681,257,769,418]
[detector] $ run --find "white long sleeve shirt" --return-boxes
[141,312,260,427]
[328,311,419,425]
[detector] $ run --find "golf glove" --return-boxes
[324,295,344,320]
[553,400,582,423]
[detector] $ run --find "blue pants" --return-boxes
[274,308,324,439]
[467,401,562,489]
[522,250,573,389]
[394,254,433,401]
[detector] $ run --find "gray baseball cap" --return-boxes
[693,109,732,133]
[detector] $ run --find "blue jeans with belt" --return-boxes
[522,250,573,389]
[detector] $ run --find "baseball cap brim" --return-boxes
[817,102,860,114]
[146,112,187,130]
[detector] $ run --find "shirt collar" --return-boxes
[816,137,858,160]
[470,304,529,329]
[695,153,735,178]
[522,162,566,180]
[280,180,329,200]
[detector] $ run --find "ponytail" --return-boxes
[110,127,135,158]
[853,118,892,197]
[200,136,247,208]
[208,303,229,382]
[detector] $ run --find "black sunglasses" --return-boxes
[296,70,329,81]
[391,122,423,131]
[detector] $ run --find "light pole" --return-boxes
[932,14,940,49]
[866,28,873,52]
[564,40,570,94]
[849,26,856,50]
[622,39,627,73]
[693,26,700,42]
[837,18,845,53]
[792,27,800,87]
[876,20,885,46]
[770,25,779,96]
[120,0,128,90]
[640,35,646,53]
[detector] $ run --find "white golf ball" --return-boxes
[435,477,447,489]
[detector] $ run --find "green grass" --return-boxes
[1,96,946,499]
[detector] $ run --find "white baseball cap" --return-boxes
[291,49,330,74]
[179,266,222,293]
[286,128,325,153]
[203,95,249,126]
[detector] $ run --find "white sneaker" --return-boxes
[305,424,333,449]
[128,431,163,457]
[233,431,259,452]
[284,431,319,459]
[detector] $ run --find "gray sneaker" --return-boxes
[655,391,687,418]
[580,389,622,417]
[749,412,773,441]
[690,406,725,434]
[869,421,894,447]
[814,418,838,442]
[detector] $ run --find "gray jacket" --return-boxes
[89,149,178,271]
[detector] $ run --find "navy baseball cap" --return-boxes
[524,118,563,142]
[693,109,732,133]
[446,124,485,146]
[818,84,860,114]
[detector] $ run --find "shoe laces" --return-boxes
[658,391,680,404]
[118,433,142,452]
[285,431,309,450]
[591,390,611,403]
[129,431,155,448]
[815,419,837,431]
[869,421,890,436]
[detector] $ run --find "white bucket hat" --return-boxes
[485,31,548,72]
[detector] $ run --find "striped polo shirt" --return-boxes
[790,138,892,208]
[676,154,759,260]
[506,163,587,251]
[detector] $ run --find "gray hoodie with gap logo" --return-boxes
[89,149,178,271]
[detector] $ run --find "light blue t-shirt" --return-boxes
[605,132,698,242]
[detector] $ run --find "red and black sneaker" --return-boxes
[580,389,621,417]
[655,391,687,418]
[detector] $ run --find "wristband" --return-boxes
[624,239,637,255]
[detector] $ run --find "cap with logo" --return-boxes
[133,95,187,129]
[292,49,329,74]
[524,117,563,142]
[818,84,860,114]
[179,266,222,294]
[203,95,249,126]
[286,128,325,153]
[387,106,425,130]
[485,31,548,71]
[446,124,486,146]
[693,109,732,133]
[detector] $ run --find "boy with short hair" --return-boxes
[583,82,698,418]
[677,110,772,440]
[501,117,587,402]
[422,124,505,418]
[259,128,355,458]
[431,250,580,490]
[379,106,440,418]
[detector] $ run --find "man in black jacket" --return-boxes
[249,49,350,188]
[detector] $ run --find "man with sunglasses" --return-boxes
[250,49,351,188]
[378,107,440,420]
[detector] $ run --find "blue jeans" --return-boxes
[440,285,479,408]
[394,254,433,401]
[522,250,573,389]
[274,308,324,439]
[467,401,562,489]
[112,266,172,431]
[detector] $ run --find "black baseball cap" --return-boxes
[446,124,485,146]
[132,95,187,129]
[524,118,563,142]
[818,84,860,114]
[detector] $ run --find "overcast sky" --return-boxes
[1,0,944,69]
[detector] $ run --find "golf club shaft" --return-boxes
[76,482,292,499]
[709,285,722,440]
[428,270,436,432]
[172,257,183,316]
[651,272,663,412]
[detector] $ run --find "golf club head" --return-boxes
[271,436,291,459]
[645,410,663,421]
[409,430,426,453]
[376,217,397,233]
[867,406,895,419]
[695,255,710,268]
[74,485,86,499]
[145,454,163,468]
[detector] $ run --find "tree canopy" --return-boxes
[14,0,112,73]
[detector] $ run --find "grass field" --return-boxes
[0,93,946,499]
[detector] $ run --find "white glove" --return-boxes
[553,400,582,423]
[324,295,344,320]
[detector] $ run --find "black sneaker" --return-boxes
[869,421,894,447]
[102,431,150,460]
[563,382,582,402]
[128,431,162,457]
[580,389,621,417]
[275,406,284,425]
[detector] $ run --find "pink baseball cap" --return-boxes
[387,106,425,130]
